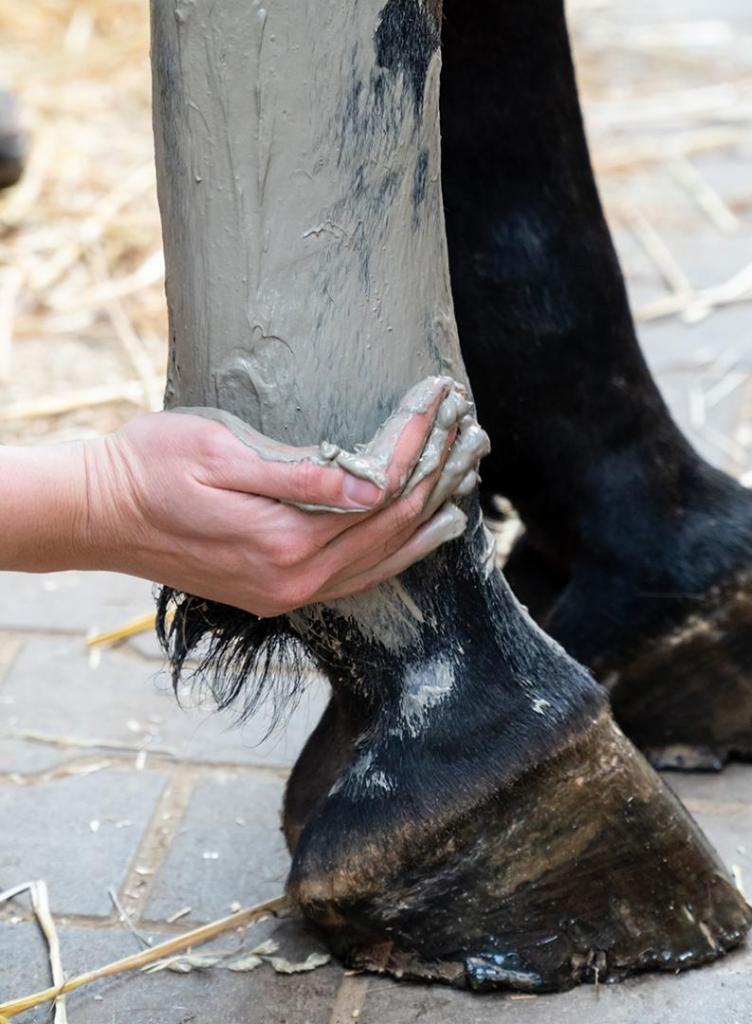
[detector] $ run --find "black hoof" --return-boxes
[286,706,750,991]
[159,499,752,989]
[500,474,752,772]
[605,571,752,771]
[282,536,752,994]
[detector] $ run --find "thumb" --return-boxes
[240,456,385,511]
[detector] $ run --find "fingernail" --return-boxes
[344,475,383,508]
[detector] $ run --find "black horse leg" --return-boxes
[441,0,752,769]
[150,0,750,990]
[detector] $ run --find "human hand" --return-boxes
[80,377,488,615]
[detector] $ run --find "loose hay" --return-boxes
[0,0,166,446]
[86,610,164,649]
[0,880,68,1023]
[0,894,289,1019]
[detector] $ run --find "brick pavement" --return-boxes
[2,569,752,1022]
[2,1,752,1022]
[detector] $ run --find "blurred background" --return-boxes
[0,0,751,474]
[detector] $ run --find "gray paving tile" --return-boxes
[0,768,166,916]
[611,227,668,312]
[665,764,752,806]
[685,804,752,888]
[0,570,155,634]
[652,370,748,474]
[662,765,752,886]
[0,635,329,772]
[639,305,752,376]
[0,918,340,1024]
[657,230,752,291]
[591,0,752,32]
[0,738,66,774]
[694,150,752,216]
[126,625,171,662]
[145,773,290,924]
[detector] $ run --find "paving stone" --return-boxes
[657,230,752,291]
[593,0,752,32]
[652,370,748,474]
[0,738,66,774]
[0,768,166,916]
[603,169,706,232]
[639,306,752,375]
[0,570,154,635]
[0,918,341,1024]
[611,228,668,312]
[145,773,290,924]
[694,150,752,217]
[683,803,752,886]
[0,921,50,1012]
[126,625,171,662]
[0,635,329,772]
[666,764,752,806]
[1,916,751,1024]
[662,766,752,884]
[363,946,752,1024]
[0,634,21,679]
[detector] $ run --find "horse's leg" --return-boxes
[441,0,752,770]
[150,0,750,991]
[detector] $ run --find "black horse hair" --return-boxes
[155,586,308,730]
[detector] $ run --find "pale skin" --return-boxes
[0,384,474,617]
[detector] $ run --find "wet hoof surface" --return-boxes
[605,573,752,772]
[287,712,751,992]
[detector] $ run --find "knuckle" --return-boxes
[195,420,232,467]
[295,459,330,505]
[393,490,424,530]
[279,574,317,611]
[270,533,315,568]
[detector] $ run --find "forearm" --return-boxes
[0,441,92,572]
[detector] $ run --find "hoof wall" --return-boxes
[290,712,752,993]
[607,573,752,771]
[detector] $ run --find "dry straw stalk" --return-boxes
[0,895,288,1019]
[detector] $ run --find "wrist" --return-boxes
[0,440,93,572]
[74,434,138,574]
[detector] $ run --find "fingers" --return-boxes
[422,415,490,518]
[203,376,459,515]
[312,402,489,562]
[312,411,461,567]
[346,375,454,495]
[290,379,456,515]
[315,503,467,603]
[231,454,388,512]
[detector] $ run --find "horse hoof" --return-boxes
[285,701,751,992]
[604,572,752,771]
[501,495,752,771]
